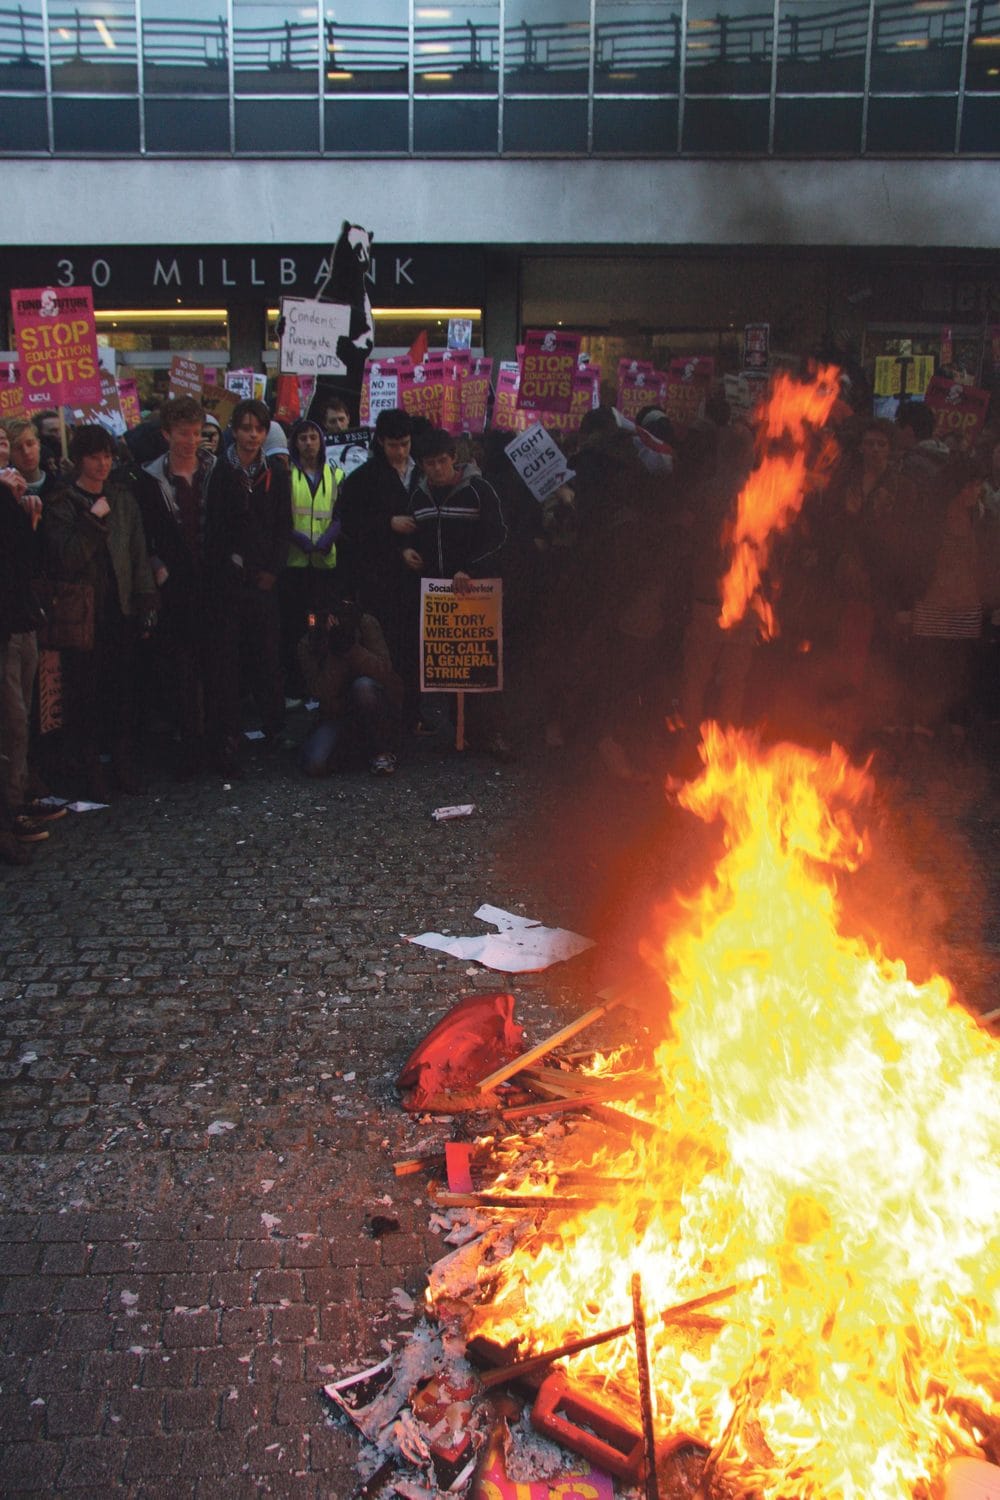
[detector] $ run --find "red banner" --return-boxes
[11,285,101,406]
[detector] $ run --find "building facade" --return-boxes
[2,0,999,398]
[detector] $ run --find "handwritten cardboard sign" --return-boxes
[279,296,351,377]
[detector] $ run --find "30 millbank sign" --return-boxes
[0,244,484,310]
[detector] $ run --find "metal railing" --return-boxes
[3,2,997,78]
[1,0,997,152]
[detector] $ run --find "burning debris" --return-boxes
[323,722,1000,1499]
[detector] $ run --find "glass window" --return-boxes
[234,95,320,148]
[594,0,680,94]
[324,0,408,94]
[961,94,1000,148]
[504,0,591,96]
[324,96,408,148]
[503,95,587,150]
[866,93,956,150]
[145,96,231,150]
[0,95,48,148]
[776,0,867,94]
[234,0,319,93]
[685,0,772,96]
[53,95,139,149]
[142,1,230,95]
[966,0,1000,90]
[0,0,45,90]
[682,96,769,152]
[414,97,497,149]
[593,96,677,150]
[870,0,966,92]
[414,1,498,94]
[49,0,138,91]
[774,96,862,153]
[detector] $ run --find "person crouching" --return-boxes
[297,601,401,777]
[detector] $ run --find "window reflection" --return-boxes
[967,0,1000,90]
[777,0,867,93]
[0,0,45,88]
[49,0,138,89]
[234,0,319,92]
[505,0,591,95]
[594,0,680,93]
[324,0,408,93]
[413,0,498,93]
[871,0,967,91]
[685,0,773,95]
[142,0,228,94]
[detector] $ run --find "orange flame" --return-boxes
[719,366,841,639]
[464,725,1000,1499]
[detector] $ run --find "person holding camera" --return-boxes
[296,601,402,777]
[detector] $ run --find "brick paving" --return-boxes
[2,730,1000,1495]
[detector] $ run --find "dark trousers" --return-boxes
[215,585,285,747]
[300,677,395,775]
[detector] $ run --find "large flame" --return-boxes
[719,366,841,638]
[468,726,1000,1499]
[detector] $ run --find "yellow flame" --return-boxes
[719,366,841,640]
[463,725,1000,1499]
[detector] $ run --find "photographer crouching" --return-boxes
[297,601,402,777]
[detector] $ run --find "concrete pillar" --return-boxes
[228,301,265,369]
[483,251,520,365]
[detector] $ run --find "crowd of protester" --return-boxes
[2,370,999,868]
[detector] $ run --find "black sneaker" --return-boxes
[13,815,49,843]
[20,800,67,822]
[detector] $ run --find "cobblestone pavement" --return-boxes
[2,727,1000,1496]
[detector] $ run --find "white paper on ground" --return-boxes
[65,800,109,812]
[406,902,595,973]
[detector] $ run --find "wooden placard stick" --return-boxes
[431,1189,602,1211]
[632,1272,660,1500]
[478,1281,746,1391]
[500,1093,622,1121]
[476,992,625,1094]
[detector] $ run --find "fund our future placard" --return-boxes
[11,285,101,407]
[279,296,352,377]
[420,579,503,693]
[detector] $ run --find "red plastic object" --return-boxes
[531,1370,644,1483]
[396,993,525,1113]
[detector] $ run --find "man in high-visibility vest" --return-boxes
[281,418,344,701]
